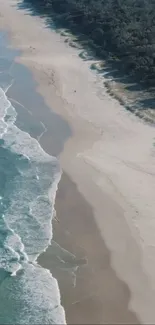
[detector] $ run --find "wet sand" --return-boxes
[1,0,155,323]
[39,172,139,324]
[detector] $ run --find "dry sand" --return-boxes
[1,0,155,323]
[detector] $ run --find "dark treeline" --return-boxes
[24,0,155,87]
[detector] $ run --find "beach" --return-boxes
[1,0,155,323]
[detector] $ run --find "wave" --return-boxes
[0,81,66,323]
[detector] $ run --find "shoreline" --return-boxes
[6,39,138,324]
[1,0,155,323]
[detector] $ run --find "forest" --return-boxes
[23,0,155,88]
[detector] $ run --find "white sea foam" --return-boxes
[0,85,66,324]
[0,263,66,324]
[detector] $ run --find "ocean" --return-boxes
[0,31,72,324]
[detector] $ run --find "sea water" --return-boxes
[0,33,66,324]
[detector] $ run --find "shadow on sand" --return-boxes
[15,0,155,124]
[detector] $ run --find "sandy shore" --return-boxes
[39,172,139,324]
[1,0,155,323]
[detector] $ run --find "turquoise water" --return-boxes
[0,32,72,324]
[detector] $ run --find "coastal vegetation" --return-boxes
[23,0,155,88]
